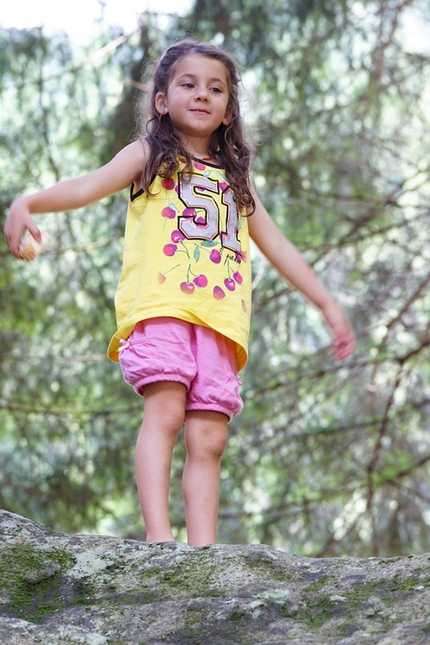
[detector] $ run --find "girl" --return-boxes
[4,39,356,547]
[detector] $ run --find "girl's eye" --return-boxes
[183,83,194,88]
[211,87,222,93]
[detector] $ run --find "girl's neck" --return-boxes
[183,146,212,161]
[189,151,213,161]
[180,136,213,162]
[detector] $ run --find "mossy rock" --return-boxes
[1,511,430,644]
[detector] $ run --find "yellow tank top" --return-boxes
[108,158,251,371]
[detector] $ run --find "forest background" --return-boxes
[1,0,430,558]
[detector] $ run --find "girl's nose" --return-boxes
[195,87,208,100]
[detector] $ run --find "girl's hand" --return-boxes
[4,198,41,259]
[321,299,356,361]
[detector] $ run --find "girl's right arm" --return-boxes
[4,139,148,258]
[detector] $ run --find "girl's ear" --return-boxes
[155,92,168,115]
[222,105,232,126]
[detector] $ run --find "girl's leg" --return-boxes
[182,410,229,547]
[135,381,186,542]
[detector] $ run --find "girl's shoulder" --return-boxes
[122,138,150,163]
[114,139,149,190]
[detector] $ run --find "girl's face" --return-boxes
[155,54,231,142]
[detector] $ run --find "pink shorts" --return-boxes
[118,317,243,420]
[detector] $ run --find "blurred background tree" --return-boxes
[1,0,430,556]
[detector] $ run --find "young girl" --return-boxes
[4,39,356,547]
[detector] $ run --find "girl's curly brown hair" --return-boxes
[138,39,255,213]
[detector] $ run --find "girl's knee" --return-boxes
[212,424,229,456]
[185,414,229,459]
[142,405,185,439]
[201,428,227,460]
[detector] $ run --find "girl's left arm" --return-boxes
[248,189,356,360]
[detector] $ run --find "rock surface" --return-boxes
[1,510,430,644]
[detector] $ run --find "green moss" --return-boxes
[305,574,335,592]
[304,596,338,628]
[228,608,247,623]
[0,543,75,622]
[280,594,338,628]
[139,555,223,598]
[343,582,387,610]
[139,550,291,601]
[243,552,291,583]
[391,576,430,591]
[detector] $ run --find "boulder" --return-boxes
[1,510,430,644]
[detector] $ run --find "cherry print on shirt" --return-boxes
[193,274,208,288]
[181,281,195,294]
[158,264,181,283]
[171,230,185,243]
[213,286,226,300]
[183,208,196,217]
[163,236,191,259]
[163,243,177,257]
[233,270,243,284]
[162,206,176,219]
[179,264,209,295]
[210,249,222,264]
[161,178,176,190]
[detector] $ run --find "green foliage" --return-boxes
[1,1,430,557]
